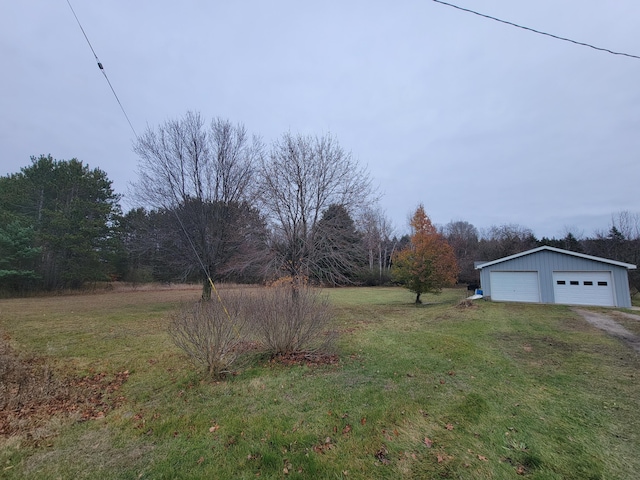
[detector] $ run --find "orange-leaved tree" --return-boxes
[392,205,458,304]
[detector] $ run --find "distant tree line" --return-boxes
[0,114,393,295]
[441,215,640,293]
[2,114,639,296]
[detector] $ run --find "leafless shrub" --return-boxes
[168,292,249,378]
[247,284,336,356]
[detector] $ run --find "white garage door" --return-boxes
[552,271,614,306]
[490,271,540,303]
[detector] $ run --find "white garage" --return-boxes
[476,246,636,308]
[490,271,540,303]
[552,271,614,307]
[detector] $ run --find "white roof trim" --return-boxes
[475,246,637,270]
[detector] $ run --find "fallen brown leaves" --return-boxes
[375,444,390,464]
[0,336,129,442]
[456,299,478,309]
[312,436,335,454]
[269,352,339,367]
[436,452,454,464]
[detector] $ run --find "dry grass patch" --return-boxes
[611,310,640,337]
[20,426,154,479]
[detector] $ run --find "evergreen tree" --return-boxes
[312,204,366,285]
[0,221,41,291]
[0,155,122,290]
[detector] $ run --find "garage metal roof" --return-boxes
[475,246,637,270]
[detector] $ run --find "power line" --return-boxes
[171,206,233,316]
[65,0,139,138]
[431,0,640,60]
[65,2,230,315]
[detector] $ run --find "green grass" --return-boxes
[1,285,640,479]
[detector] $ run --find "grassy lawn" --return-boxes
[1,285,639,479]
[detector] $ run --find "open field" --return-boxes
[1,285,639,479]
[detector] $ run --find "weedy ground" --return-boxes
[1,284,639,479]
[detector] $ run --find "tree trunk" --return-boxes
[202,277,212,301]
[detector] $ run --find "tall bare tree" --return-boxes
[258,132,375,286]
[443,220,479,285]
[610,211,640,241]
[358,206,396,284]
[132,112,263,298]
[477,223,537,261]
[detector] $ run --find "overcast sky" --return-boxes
[2,1,639,238]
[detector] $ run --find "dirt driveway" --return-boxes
[572,308,640,353]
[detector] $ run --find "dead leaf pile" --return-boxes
[0,337,129,441]
[269,352,339,367]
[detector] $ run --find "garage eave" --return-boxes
[475,246,637,270]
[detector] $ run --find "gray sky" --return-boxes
[2,0,639,238]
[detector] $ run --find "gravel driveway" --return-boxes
[572,308,640,353]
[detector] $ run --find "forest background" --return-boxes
[1,114,639,296]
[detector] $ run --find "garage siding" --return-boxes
[478,249,633,307]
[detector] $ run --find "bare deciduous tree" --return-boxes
[478,223,537,261]
[132,112,263,298]
[358,206,396,284]
[610,211,640,241]
[443,220,479,284]
[257,132,375,286]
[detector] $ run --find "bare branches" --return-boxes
[168,293,249,378]
[168,285,337,377]
[132,112,260,210]
[131,115,379,287]
[247,284,335,356]
[131,113,265,296]
[258,132,375,283]
[358,207,396,284]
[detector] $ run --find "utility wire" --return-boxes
[66,0,139,138]
[432,0,640,60]
[171,207,233,321]
[66,1,231,317]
